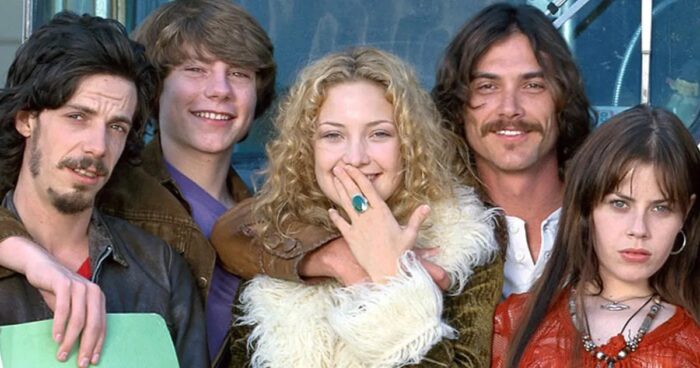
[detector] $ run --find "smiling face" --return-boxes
[157,51,257,159]
[465,32,559,174]
[592,163,690,291]
[16,74,137,214]
[314,80,402,206]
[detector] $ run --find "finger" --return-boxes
[333,166,364,207]
[57,282,87,362]
[413,247,440,259]
[343,165,383,205]
[420,259,450,291]
[332,176,356,218]
[91,292,107,365]
[51,280,70,344]
[77,284,105,367]
[406,205,431,233]
[328,208,352,235]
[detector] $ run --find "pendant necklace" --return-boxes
[569,291,662,367]
[598,294,655,312]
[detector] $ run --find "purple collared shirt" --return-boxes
[165,162,241,362]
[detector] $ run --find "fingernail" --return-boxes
[57,351,68,361]
[79,356,89,367]
[91,353,100,364]
[54,333,62,342]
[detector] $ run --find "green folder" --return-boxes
[0,313,178,367]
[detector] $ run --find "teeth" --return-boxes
[195,111,232,120]
[365,175,377,181]
[496,130,523,136]
[73,168,96,178]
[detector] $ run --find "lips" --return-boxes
[619,248,651,263]
[57,156,108,179]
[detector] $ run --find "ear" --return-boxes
[15,111,36,137]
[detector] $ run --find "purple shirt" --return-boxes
[165,162,241,362]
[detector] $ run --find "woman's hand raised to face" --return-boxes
[327,165,431,283]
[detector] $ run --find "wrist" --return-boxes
[0,236,40,273]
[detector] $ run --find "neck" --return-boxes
[477,154,563,258]
[161,137,235,208]
[586,276,654,300]
[13,173,91,267]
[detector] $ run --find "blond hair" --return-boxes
[255,47,471,247]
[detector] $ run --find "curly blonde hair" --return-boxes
[255,47,471,247]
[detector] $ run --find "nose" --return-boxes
[626,211,650,239]
[82,124,107,158]
[342,138,371,167]
[204,68,233,100]
[497,87,524,120]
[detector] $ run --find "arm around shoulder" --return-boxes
[211,198,340,282]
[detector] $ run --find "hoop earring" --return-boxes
[671,230,687,255]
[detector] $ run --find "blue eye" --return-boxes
[652,204,671,213]
[610,199,628,209]
[321,132,342,140]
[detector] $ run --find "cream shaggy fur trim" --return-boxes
[236,185,497,367]
[328,251,456,367]
[417,185,499,295]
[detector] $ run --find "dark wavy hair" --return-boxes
[0,11,157,193]
[433,3,594,177]
[507,105,700,366]
[133,0,276,119]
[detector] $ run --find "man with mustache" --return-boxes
[432,3,593,296]
[0,11,206,367]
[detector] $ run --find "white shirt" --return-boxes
[502,208,561,297]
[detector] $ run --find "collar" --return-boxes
[1,190,128,277]
[505,207,561,232]
[142,135,251,209]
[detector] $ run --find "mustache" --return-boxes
[57,156,109,177]
[479,119,543,137]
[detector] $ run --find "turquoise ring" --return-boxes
[351,194,369,214]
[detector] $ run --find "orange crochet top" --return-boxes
[491,290,700,367]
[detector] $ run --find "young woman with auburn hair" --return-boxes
[492,105,700,367]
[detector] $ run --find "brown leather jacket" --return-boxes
[0,138,251,298]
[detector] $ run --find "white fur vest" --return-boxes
[236,186,499,368]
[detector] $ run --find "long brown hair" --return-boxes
[507,105,700,366]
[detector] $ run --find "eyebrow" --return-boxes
[317,120,394,128]
[471,71,545,80]
[66,103,133,127]
[611,192,669,204]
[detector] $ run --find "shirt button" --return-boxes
[545,251,552,260]
[197,277,208,288]
[516,253,526,263]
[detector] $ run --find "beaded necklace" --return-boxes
[568,292,662,367]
